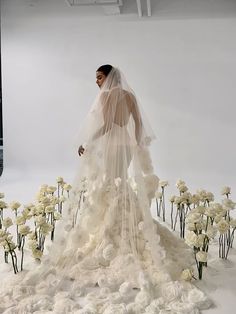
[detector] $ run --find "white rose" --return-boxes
[180,269,193,281]
[137,146,154,175]
[176,179,185,188]
[119,281,132,296]
[169,195,176,203]
[40,223,53,236]
[217,219,230,234]
[206,192,214,202]
[54,212,62,220]
[196,251,207,263]
[97,275,108,288]
[221,186,231,195]
[35,216,47,226]
[32,248,43,259]
[5,241,17,252]
[39,184,48,193]
[28,239,38,250]
[179,184,188,193]
[161,281,181,302]
[57,177,64,183]
[15,216,26,225]
[195,206,205,214]
[222,199,236,210]
[18,225,31,236]
[185,231,198,248]
[0,192,5,199]
[206,226,217,239]
[0,200,8,209]
[45,205,55,213]
[64,184,72,191]
[103,304,127,314]
[135,290,151,307]
[185,288,209,308]
[192,194,200,205]
[159,180,168,188]
[103,244,116,261]
[2,217,13,229]
[205,206,216,218]
[9,201,21,210]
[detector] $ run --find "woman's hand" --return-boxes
[78,145,85,156]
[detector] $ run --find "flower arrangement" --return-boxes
[0,177,70,274]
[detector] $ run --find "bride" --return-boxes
[0,65,210,313]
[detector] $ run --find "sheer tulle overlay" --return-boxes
[0,68,211,313]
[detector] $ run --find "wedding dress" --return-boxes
[0,68,210,314]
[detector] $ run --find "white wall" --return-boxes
[1,0,236,198]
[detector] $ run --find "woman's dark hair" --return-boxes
[97,64,113,76]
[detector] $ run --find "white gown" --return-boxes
[0,68,211,313]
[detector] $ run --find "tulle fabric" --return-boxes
[0,67,211,314]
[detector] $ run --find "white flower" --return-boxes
[137,146,154,175]
[205,206,216,218]
[64,184,72,191]
[176,179,185,188]
[119,281,132,296]
[15,216,26,225]
[5,241,17,252]
[217,219,230,234]
[222,199,236,210]
[97,275,108,288]
[155,191,162,199]
[185,288,209,308]
[39,184,48,194]
[138,221,144,231]
[32,248,43,259]
[185,231,199,248]
[206,226,217,239]
[181,269,193,281]
[57,177,64,184]
[35,216,47,226]
[206,192,214,202]
[213,203,224,215]
[2,217,13,229]
[0,192,5,199]
[46,186,57,194]
[103,304,127,314]
[59,196,66,203]
[169,195,176,203]
[144,174,159,199]
[196,189,207,202]
[9,201,21,210]
[0,200,8,209]
[179,184,188,193]
[28,232,36,240]
[135,290,151,307]
[18,225,31,236]
[28,240,38,250]
[161,281,181,302]
[174,196,182,205]
[221,186,231,195]
[54,212,62,220]
[186,212,202,224]
[40,223,53,236]
[195,206,206,214]
[192,194,200,205]
[159,180,168,188]
[196,251,207,263]
[103,244,116,261]
[45,205,55,213]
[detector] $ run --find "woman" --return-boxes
[0,65,210,313]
